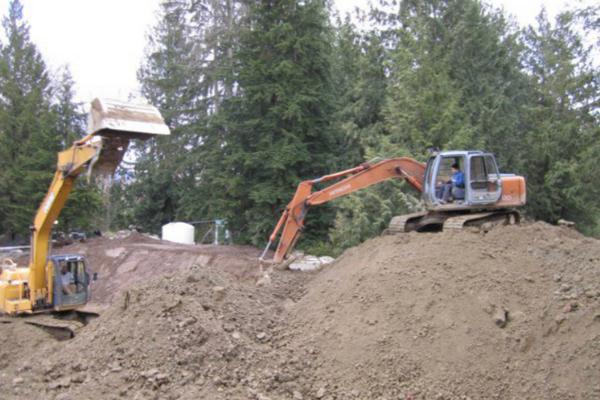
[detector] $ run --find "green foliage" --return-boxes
[0,0,58,239]
[328,0,599,251]
[207,0,341,245]
[381,0,528,159]
[60,181,104,232]
[0,1,101,241]
[329,181,420,253]
[109,0,599,253]
[52,68,104,232]
[120,0,203,234]
[519,8,599,232]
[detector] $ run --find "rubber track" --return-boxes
[443,211,505,231]
[25,315,85,339]
[388,211,428,233]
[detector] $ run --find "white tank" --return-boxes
[161,222,195,245]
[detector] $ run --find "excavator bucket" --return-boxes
[85,98,170,176]
[88,98,170,139]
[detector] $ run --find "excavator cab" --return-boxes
[51,255,90,310]
[423,151,503,210]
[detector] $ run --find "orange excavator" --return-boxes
[261,151,526,263]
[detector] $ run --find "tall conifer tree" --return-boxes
[0,0,57,240]
[213,0,340,244]
[521,8,599,232]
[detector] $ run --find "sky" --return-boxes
[0,0,593,105]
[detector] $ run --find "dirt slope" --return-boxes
[1,222,599,400]
[53,232,265,304]
[2,262,312,400]
[288,222,600,399]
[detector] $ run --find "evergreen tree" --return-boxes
[212,0,341,245]
[0,2,103,240]
[127,0,203,232]
[327,16,421,252]
[0,0,57,240]
[328,0,531,251]
[520,8,599,233]
[174,0,246,223]
[190,0,245,106]
[53,68,104,233]
[53,67,84,147]
[380,0,527,159]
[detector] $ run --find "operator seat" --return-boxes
[452,186,465,200]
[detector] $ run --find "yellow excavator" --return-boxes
[0,98,169,337]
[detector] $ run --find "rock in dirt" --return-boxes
[493,308,508,328]
[12,377,24,385]
[212,286,227,300]
[562,302,579,313]
[289,255,336,271]
[48,377,71,390]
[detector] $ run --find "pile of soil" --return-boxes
[1,222,598,399]
[53,232,265,304]
[2,261,312,400]
[288,222,600,399]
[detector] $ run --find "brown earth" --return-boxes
[13,232,266,304]
[1,222,599,400]
[56,232,267,304]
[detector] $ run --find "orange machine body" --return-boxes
[496,176,527,208]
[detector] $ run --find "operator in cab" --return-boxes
[60,264,75,295]
[440,162,465,203]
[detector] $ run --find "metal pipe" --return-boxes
[259,240,272,261]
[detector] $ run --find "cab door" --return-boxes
[466,153,502,205]
[422,155,438,206]
[53,258,90,309]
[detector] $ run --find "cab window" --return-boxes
[470,155,499,191]
[437,156,463,183]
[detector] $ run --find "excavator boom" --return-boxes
[262,158,426,263]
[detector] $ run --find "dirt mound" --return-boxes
[288,222,600,399]
[0,319,50,371]
[1,222,598,400]
[2,262,312,400]
[53,232,265,304]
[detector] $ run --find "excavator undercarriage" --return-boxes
[387,208,521,234]
[0,305,102,340]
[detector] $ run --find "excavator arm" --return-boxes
[28,138,105,305]
[261,158,426,263]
